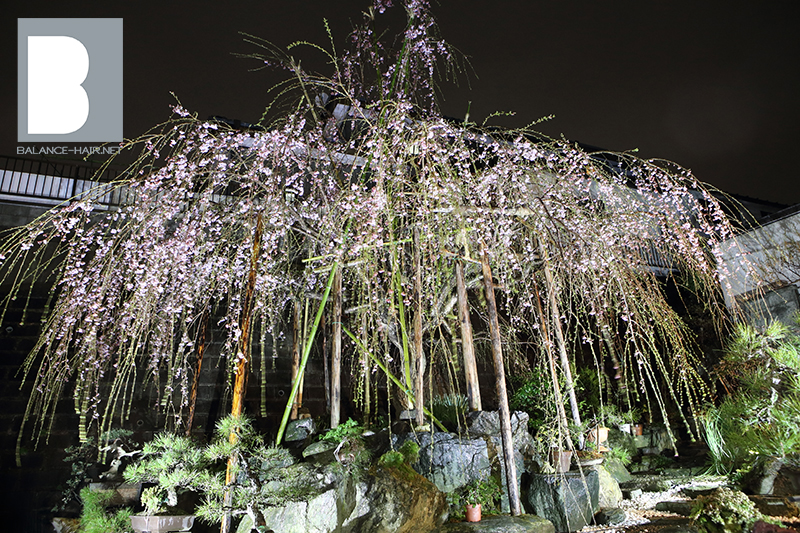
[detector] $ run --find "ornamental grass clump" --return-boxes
[1,0,745,469]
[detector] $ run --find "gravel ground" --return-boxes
[578,476,800,533]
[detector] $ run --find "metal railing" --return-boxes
[0,155,129,208]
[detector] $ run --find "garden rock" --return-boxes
[301,440,338,465]
[433,514,555,532]
[594,465,622,508]
[753,520,800,533]
[602,457,633,484]
[393,426,529,513]
[342,464,448,533]
[749,496,800,518]
[238,461,446,533]
[527,470,599,532]
[395,431,491,493]
[655,500,692,515]
[284,418,316,442]
[238,463,356,533]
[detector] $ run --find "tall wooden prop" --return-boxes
[290,300,302,420]
[455,258,481,411]
[221,213,263,533]
[480,245,522,515]
[330,268,343,429]
[413,228,425,426]
[539,242,582,429]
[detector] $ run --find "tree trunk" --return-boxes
[222,213,263,533]
[456,258,481,411]
[480,245,521,516]
[330,268,343,429]
[185,307,209,436]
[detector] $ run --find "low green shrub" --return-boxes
[690,487,779,533]
[79,487,133,533]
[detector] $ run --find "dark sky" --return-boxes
[3,1,799,204]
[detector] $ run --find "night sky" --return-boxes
[2,1,799,205]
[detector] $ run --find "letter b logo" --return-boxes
[19,19,122,142]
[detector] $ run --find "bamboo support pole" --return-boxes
[480,245,522,516]
[362,311,371,425]
[413,227,425,427]
[330,268,343,429]
[276,260,342,443]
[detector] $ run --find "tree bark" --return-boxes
[185,307,209,436]
[222,213,263,533]
[456,258,482,411]
[330,268,343,429]
[480,245,521,516]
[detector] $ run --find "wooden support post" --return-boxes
[539,242,582,429]
[362,311,371,425]
[322,313,330,411]
[456,258,482,411]
[480,245,521,516]
[290,300,301,420]
[222,213,263,533]
[413,228,425,427]
[330,268,343,429]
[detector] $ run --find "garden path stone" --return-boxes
[433,514,554,533]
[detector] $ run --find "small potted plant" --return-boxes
[130,487,195,533]
[123,433,202,533]
[461,475,501,522]
[575,442,604,467]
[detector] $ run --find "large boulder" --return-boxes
[602,457,632,484]
[236,462,447,533]
[527,471,599,532]
[594,464,623,508]
[394,411,536,513]
[237,463,357,533]
[342,464,448,532]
